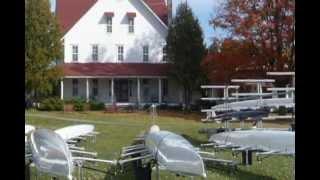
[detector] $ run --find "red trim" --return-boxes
[60,63,171,77]
[126,12,136,17]
[104,12,114,17]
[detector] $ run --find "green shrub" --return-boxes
[143,104,151,111]
[73,98,86,111]
[158,104,168,110]
[167,104,183,111]
[63,99,75,104]
[39,97,63,111]
[277,106,287,115]
[89,101,105,111]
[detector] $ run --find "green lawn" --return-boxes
[25,111,294,180]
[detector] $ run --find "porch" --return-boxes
[60,76,181,106]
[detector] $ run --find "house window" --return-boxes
[128,17,134,33]
[72,45,78,61]
[72,79,78,96]
[108,80,111,97]
[162,45,168,61]
[118,45,124,61]
[92,79,98,96]
[106,16,112,33]
[129,80,133,97]
[143,45,149,62]
[143,87,149,97]
[142,79,149,85]
[92,45,98,61]
[162,79,168,96]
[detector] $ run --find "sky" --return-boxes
[50,0,226,46]
[172,0,227,46]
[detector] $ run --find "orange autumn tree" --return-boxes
[202,39,266,84]
[211,0,295,71]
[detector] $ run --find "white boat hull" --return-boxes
[55,124,94,141]
[145,131,206,177]
[30,129,73,179]
[209,129,295,154]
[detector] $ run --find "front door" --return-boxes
[115,79,129,102]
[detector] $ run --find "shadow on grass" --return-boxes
[207,166,277,180]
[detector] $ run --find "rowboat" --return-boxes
[30,129,73,179]
[55,124,94,140]
[209,129,295,154]
[145,129,207,177]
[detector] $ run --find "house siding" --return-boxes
[63,0,167,63]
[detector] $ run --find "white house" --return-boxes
[56,0,198,106]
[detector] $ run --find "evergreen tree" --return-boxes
[166,3,206,111]
[25,0,62,101]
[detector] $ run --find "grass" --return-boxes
[25,110,294,180]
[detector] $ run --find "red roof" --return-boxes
[61,63,171,77]
[144,0,168,25]
[56,0,97,34]
[56,0,168,34]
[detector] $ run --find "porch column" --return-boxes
[235,88,239,101]
[257,83,262,99]
[86,78,89,103]
[257,83,262,93]
[286,85,289,99]
[158,78,162,104]
[60,79,64,100]
[223,87,228,99]
[137,78,141,104]
[111,78,114,103]
[292,76,295,87]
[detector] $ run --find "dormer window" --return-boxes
[92,44,98,61]
[129,18,134,33]
[104,12,114,33]
[127,12,136,33]
[106,16,112,33]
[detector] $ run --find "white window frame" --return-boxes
[128,17,134,33]
[117,45,124,62]
[92,44,98,61]
[143,45,149,62]
[106,16,112,33]
[162,45,168,62]
[72,45,78,62]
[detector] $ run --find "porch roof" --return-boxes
[61,63,171,77]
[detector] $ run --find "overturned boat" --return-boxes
[30,129,74,179]
[209,129,295,154]
[55,124,94,141]
[144,125,207,178]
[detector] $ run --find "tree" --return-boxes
[167,3,206,111]
[211,0,295,71]
[202,39,264,84]
[25,0,63,101]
